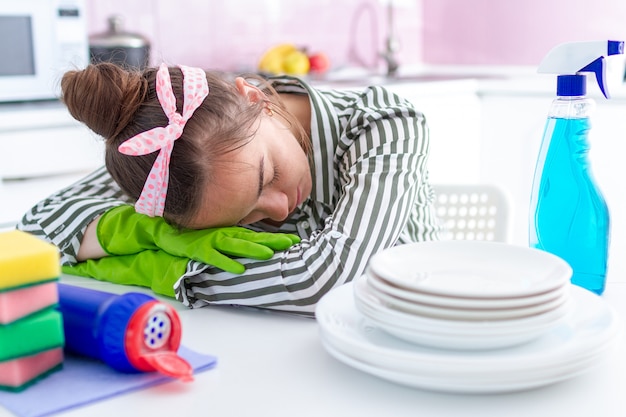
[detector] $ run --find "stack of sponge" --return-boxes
[0,230,65,391]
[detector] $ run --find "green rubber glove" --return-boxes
[96,205,300,274]
[62,250,188,298]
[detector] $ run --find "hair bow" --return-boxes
[118,63,209,217]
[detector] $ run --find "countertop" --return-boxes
[312,63,626,100]
[0,272,623,417]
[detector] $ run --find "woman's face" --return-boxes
[189,107,313,229]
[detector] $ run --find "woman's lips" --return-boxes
[296,187,303,206]
[290,187,301,213]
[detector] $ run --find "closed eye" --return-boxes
[268,164,280,187]
[257,157,280,196]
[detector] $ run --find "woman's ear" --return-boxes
[234,77,266,104]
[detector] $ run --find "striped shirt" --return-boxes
[17,77,441,316]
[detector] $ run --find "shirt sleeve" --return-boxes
[174,86,441,316]
[16,167,130,265]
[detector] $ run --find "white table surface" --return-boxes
[0,172,92,231]
[1,270,624,417]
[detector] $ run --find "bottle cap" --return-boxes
[124,300,193,381]
[556,75,586,97]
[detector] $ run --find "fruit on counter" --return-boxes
[283,50,310,75]
[258,44,299,75]
[258,44,330,76]
[258,43,309,76]
[308,52,330,74]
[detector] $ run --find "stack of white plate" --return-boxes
[316,241,621,394]
[359,241,574,350]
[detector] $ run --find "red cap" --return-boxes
[124,300,193,381]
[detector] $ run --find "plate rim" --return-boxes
[315,281,620,371]
[367,267,569,309]
[320,336,608,394]
[368,241,573,299]
[354,274,572,334]
[366,273,569,321]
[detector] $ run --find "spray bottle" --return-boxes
[57,284,193,381]
[529,40,624,295]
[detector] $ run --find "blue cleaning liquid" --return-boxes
[529,117,610,294]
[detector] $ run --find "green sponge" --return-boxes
[0,308,64,362]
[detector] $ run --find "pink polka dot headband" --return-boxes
[118,63,209,217]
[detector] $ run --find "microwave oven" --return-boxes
[0,0,88,103]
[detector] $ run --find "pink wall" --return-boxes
[85,0,421,72]
[422,0,626,66]
[85,0,626,72]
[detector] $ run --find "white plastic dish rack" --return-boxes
[432,184,511,243]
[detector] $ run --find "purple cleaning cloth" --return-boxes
[0,346,217,417]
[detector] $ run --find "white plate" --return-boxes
[354,274,571,337]
[316,282,619,378]
[366,274,568,321]
[368,241,572,299]
[321,317,615,386]
[359,309,563,350]
[321,337,609,394]
[367,267,569,310]
[353,294,567,350]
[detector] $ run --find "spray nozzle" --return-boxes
[538,40,624,98]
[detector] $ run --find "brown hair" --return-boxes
[61,62,310,228]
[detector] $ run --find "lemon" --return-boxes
[258,44,298,75]
[283,50,310,75]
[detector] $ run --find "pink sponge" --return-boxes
[0,348,63,392]
[0,281,59,324]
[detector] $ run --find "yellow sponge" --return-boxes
[0,231,60,290]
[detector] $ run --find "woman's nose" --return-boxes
[260,191,290,222]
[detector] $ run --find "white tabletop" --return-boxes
[1,271,624,417]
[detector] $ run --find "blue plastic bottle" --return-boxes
[57,284,193,380]
[529,40,624,295]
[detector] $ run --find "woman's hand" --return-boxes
[91,205,300,273]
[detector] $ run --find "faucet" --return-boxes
[380,0,399,77]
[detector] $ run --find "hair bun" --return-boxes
[61,63,148,141]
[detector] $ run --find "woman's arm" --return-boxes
[17,167,129,265]
[76,216,107,261]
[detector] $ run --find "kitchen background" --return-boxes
[82,0,626,276]
[3,0,626,274]
[85,0,626,73]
